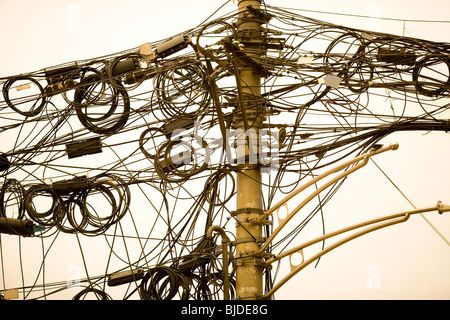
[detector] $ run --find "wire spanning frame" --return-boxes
[0,3,449,300]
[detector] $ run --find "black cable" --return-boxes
[1,3,450,300]
[2,76,46,117]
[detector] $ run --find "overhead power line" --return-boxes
[276,6,450,24]
[1,1,449,300]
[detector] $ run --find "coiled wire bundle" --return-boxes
[15,174,130,236]
[22,184,67,230]
[153,135,210,183]
[62,174,131,236]
[2,76,47,117]
[151,59,211,121]
[1,2,450,301]
[74,74,131,135]
[0,178,25,219]
[139,266,190,300]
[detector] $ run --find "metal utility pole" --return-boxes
[233,0,265,300]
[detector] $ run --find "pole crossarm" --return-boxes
[262,201,450,299]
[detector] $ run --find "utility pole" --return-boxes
[233,0,264,300]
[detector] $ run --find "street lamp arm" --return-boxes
[262,201,450,299]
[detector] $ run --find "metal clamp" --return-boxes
[231,236,266,246]
[231,207,263,216]
[235,257,272,270]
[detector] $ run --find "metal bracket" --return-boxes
[231,207,263,216]
[232,207,271,225]
[235,257,272,270]
[240,5,273,24]
[222,39,271,77]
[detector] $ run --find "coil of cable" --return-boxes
[74,72,130,135]
[73,174,130,236]
[0,178,25,219]
[204,168,235,207]
[2,75,46,117]
[139,266,189,300]
[22,184,66,229]
[72,286,111,300]
[153,136,209,183]
[413,54,450,97]
[152,60,211,121]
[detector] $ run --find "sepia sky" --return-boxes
[0,0,449,300]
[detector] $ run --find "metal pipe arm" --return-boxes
[206,225,231,300]
[262,201,450,299]
[258,143,399,254]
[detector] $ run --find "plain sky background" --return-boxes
[0,0,450,300]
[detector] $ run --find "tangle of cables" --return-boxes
[0,3,449,300]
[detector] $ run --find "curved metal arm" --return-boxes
[257,142,399,254]
[262,202,450,299]
[206,225,231,300]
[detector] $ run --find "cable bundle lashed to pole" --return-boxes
[0,1,449,300]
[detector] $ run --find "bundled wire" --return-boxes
[2,76,47,117]
[22,183,66,229]
[74,75,131,135]
[0,3,449,300]
[3,174,131,236]
[152,59,212,120]
[0,178,25,219]
[139,266,190,300]
[72,286,112,300]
